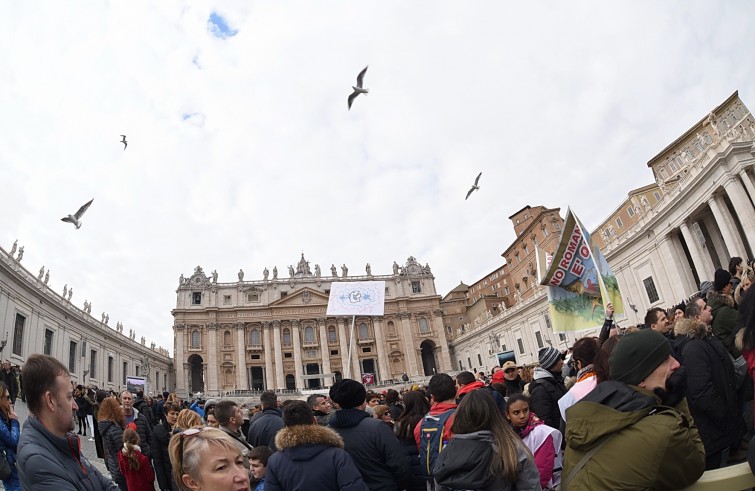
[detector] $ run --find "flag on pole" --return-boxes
[326,281,386,316]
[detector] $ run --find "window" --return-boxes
[643,276,660,303]
[284,352,293,359]
[501,344,507,352]
[616,217,623,228]
[89,350,97,379]
[477,353,483,366]
[514,252,520,263]
[223,295,231,305]
[542,225,549,237]
[535,331,544,349]
[411,281,422,293]
[68,341,77,372]
[250,329,261,346]
[385,287,390,296]
[627,206,635,218]
[251,354,261,360]
[553,221,562,231]
[558,333,566,342]
[544,314,552,330]
[135,365,140,377]
[653,191,661,201]
[517,338,525,354]
[362,347,372,353]
[304,326,315,344]
[192,292,201,305]
[223,330,231,347]
[358,323,369,340]
[12,313,25,356]
[247,292,259,302]
[285,374,295,390]
[419,318,430,333]
[282,329,292,346]
[523,244,529,254]
[504,286,510,295]
[107,356,113,383]
[459,360,464,371]
[467,357,472,368]
[123,362,128,385]
[44,329,54,356]
[330,349,339,356]
[328,326,337,344]
[280,291,288,298]
[191,330,200,348]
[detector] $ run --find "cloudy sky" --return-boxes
[2,1,754,351]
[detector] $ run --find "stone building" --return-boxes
[0,244,173,393]
[172,255,452,396]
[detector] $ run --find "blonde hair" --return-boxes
[373,405,390,419]
[168,428,242,490]
[175,409,202,431]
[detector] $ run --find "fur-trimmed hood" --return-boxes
[274,424,344,460]
[707,290,735,309]
[674,318,709,340]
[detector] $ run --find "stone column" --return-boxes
[709,194,747,259]
[723,177,755,251]
[399,313,419,376]
[657,236,691,301]
[174,324,186,392]
[206,324,218,394]
[432,309,452,372]
[336,317,350,377]
[740,169,755,207]
[702,214,728,268]
[272,321,284,390]
[679,221,714,286]
[372,317,389,383]
[263,322,274,390]
[235,323,247,390]
[317,320,332,386]
[291,321,304,390]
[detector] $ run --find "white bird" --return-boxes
[347,66,369,110]
[465,172,482,200]
[61,199,94,229]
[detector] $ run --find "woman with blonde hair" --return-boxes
[99,396,127,490]
[174,409,202,432]
[0,383,20,491]
[169,427,250,491]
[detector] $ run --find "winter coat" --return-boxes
[457,381,506,413]
[248,408,285,451]
[0,413,20,491]
[387,402,404,421]
[433,430,541,491]
[412,402,457,447]
[673,318,745,455]
[125,409,153,460]
[563,381,705,490]
[266,424,369,491]
[117,447,156,491]
[75,396,89,420]
[529,367,567,433]
[133,397,155,428]
[398,438,426,491]
[313,410,331,426]
[219,425,253,469]
[17,415,118,490]
[707,290,740,356]
[151,421,178,491]
[99,420,127,490]
[329,408,410,491]
[514,412,562,490]
[504,376,526,396]
[558,368,597,422]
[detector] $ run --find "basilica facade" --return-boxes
[172,255,451,396]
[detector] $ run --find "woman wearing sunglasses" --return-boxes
[169,427,250,491]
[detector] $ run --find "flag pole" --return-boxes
[346,314,356,379]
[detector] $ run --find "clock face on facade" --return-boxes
[407,264,421,275]
[194,277,201,284]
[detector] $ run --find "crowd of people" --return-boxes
[0,258,753,490]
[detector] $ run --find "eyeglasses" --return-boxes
[178,427,211,473]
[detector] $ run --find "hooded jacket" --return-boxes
[151,421,178,491]
[328,408,409,491]
[98,419,126,488]
[265,424,369,491]
[248,408,285,451]
[529,367,567,432]
[673,317,745,456]
[563,381,705,490]
[17,415,118,490]
[706,290,740,356]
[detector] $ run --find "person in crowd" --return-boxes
[394,391,430,491]
[730,256,744,293]
[134,389,156,428]
[384,389,403,421]
[328,379,409,491]
[433,390,540,491]
[596,303,615,346]
[667,301,687,332]
[562,329,705,490]
[496,361,526,396]
[674,297,745,469]
[168,427,251,491]
[644,306,674,343]
[248,391,284,451]
[204,408,219,428]
[175,408,203,432]
[155,391,169,425]
[120,390,153,460]
[153,401,181,491]
[558,337,608,421]
[216,399,254,470]
[307,394,332,426]
[735,263,753,306]
[266,400,369,491]
[372,405,393,427]
[0,382,20,490]
[737,283,755,424]
[708,268,740,356]
[74,386,89,436]
[0,362,18,407]
[529,346,567,433]
[249,446,273,491]
[241,404,252,438]
[118,427,156,491]
[456,370,506,413]
[93,389,108,454]
[17,354,118,490]
[506,393,562,490]
[414,373,457,485]
[189,399,205,420]
[99,396,128,490]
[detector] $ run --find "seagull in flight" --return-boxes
[120,135,127,150]
[465,172,482,200]
[61,199,94,229]
[347,66,369,110]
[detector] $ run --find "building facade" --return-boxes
[172,255,452,396]
[0,244,173,394]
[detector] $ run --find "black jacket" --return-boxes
[248,408,285,451]
[674,318,746,455]
[313,410,331,426]
[328,408,409,491]
[0,371,18,403]
[529,367,567,433]
[129,410,153,459]
[151,421,178,491]
[133,397,155,428]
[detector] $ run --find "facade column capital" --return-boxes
[291,320,300,328]
[207,322,218,331]
[174,323,186,331]
[262,321,271,329]
[432,309,443,317]
[236,322,245,331]
[317,319,326,328]
[272,320,281,329]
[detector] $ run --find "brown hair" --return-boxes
[122,428,141,471]
[175,409,202,431]
[22,354,69,416]
[98,397,125,427]
[373,405,390,419]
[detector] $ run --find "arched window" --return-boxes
[285,374,296,390]
[358,323,369,340]
[419,318,430,333]
[334,371,343,383]
[387,321,396,337]
[224,369,233,386]
[191,330,200,348]
[304,326,315,344]
[223,330,231,347]
[328,326,337,344]
[283,328,292,346]
[250,329,261,346]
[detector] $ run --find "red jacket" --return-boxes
[118,449,156,491]
[413,402,457,448]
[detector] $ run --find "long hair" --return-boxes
[98,397,125,426]
[394,391,430,442]
[0,384,9,420]
[451,390,524,482]
[122,428,141,471]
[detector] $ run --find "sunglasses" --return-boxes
[504,368,516,373]
[178,427,211,473]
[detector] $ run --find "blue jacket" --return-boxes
[248,408,284,451]
[266,424,369,491]
[0,414,20,490]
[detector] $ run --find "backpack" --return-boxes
[418,408,456,478]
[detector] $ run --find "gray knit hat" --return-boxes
[538,347,562,370]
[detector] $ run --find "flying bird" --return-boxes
[61,199,94,229]
[120,135,127,150]
[465,172,482,200]
[347,66,369,110]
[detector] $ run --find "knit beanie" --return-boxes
[329,379,367,409]
[699,281,714,299]
[714,269,732,292]
[609,329,671,385]
[538,347,562,370]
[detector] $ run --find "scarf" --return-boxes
[514,411,543,439]
[576,364,595,383]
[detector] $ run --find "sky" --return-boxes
[2,1,755,353]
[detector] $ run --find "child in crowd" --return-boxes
[118,428,156,491]
[249,446,273,491]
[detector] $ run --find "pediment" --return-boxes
[269,287,329,307]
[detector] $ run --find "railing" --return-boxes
[680,462,755,491]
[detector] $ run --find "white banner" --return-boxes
[326,281,386,316]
